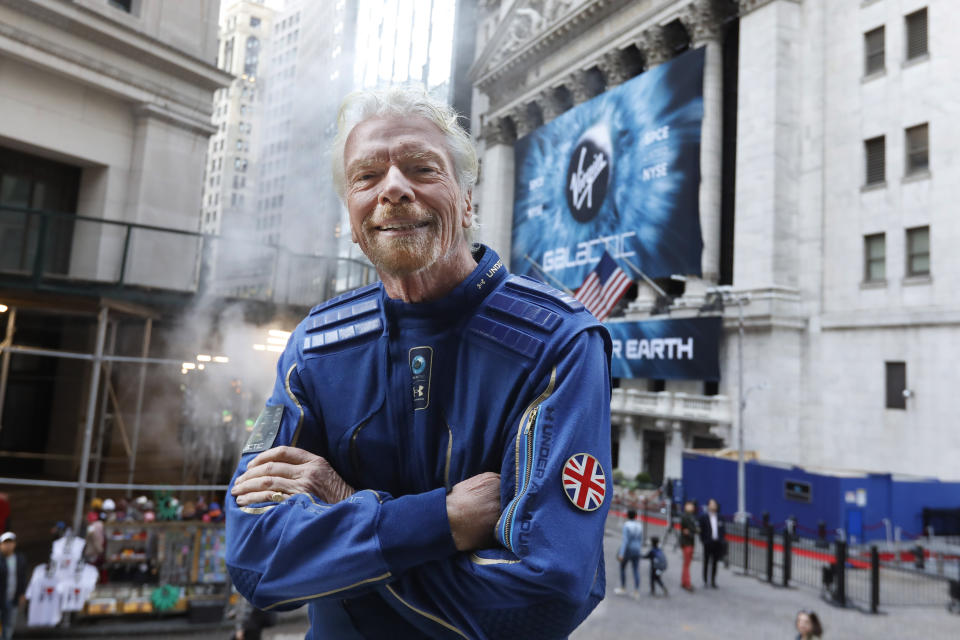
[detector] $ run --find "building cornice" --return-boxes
[0,18,222,126]
[820,308,960,331]
[473,0,734,119]
[737,0,800,16]
[0,0,232,92]
[471,0,630,92]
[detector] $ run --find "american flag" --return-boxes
[574,251,633,322]
[562,453,606,511]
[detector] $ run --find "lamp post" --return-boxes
[736,295,746,523]
[706,286,752,523]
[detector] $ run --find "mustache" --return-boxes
[366,203,435,227]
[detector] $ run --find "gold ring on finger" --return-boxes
[270,491,286,502]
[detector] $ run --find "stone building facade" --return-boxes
[0,0,229,288]
[469,0,959,483]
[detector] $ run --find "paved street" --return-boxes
[571,520,959,639]
[31,517,959,639]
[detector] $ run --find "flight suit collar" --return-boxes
[383,244,507,323]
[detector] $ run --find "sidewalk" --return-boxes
[14,517,957,639]
[573,517,958,639]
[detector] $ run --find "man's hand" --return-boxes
[231,446,356,506]
[446,472,501,552]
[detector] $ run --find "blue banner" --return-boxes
[511,47,705,290]
[606,316,721,381]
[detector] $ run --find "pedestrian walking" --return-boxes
[795,609,823,639]
[680,500,698,592]
[0,532,28,640]
[642,536,669,596]
[615,509,643,597]
[698,498,726,588]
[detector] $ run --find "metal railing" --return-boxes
[722,518,958,612]
[0,205,377,304]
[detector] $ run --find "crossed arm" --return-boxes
[231,447,502,552]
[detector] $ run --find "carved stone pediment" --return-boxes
[471,0,628,94]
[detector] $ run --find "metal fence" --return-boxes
[722,518,959,612]
[607,504,960,613]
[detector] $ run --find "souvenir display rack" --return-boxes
[80,521,228,618]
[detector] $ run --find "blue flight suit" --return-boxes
[225,245,612,639]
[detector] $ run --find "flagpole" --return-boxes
[617,255,669,299]
[523,254,576,296]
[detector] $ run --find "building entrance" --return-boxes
[643,429,665,485]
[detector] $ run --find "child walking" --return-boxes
[643,536,669,596]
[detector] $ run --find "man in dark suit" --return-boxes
[698,499,726,588]
[0,531,28,640]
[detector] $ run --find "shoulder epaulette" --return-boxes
[308,282,380,316]
[302,284,383,354]
[503,275,584,312]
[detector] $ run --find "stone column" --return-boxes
[663,421,687,481]
[635,26,672,69]
[682,0,729,284]
[596,48,633,89]
[510,104,537,139]
[566,69,594,105]
[733,0,802,290]
[478,115,517,263]
[618,416,643,477]
[534,89,564,123]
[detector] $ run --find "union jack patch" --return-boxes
[562,452,606,512]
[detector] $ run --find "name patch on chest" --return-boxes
[408,346,433,411]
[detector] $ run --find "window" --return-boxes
[244,36,260,77]
[906,226,929,276]
[864,26,885,75]
[250,16,261,28]
[864,136,885,186]
[108,0,133,12]
[905,8,928,60]
[905,123,929,175]
[864,233,885,282]
[885,362,906,409]
[222,38,234,73]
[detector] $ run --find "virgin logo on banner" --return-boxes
[512,47,705,290]
[565,125,611,222]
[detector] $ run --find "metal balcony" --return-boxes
[0,205,376,307]
[610,387,733,425]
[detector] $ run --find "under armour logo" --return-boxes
[413,385,424,398]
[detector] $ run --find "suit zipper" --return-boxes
[500,368,557,551]
[502,406,539,550]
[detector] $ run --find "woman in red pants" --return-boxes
[679,500,698,591]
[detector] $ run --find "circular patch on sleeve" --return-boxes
[561,453,606,512]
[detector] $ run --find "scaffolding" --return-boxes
[0,299,231,533]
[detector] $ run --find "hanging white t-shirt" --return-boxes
[26,565,62,627]
[51,536,84,578]
[58,564,98,612]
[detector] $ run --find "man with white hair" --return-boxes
[226,86,612,639]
